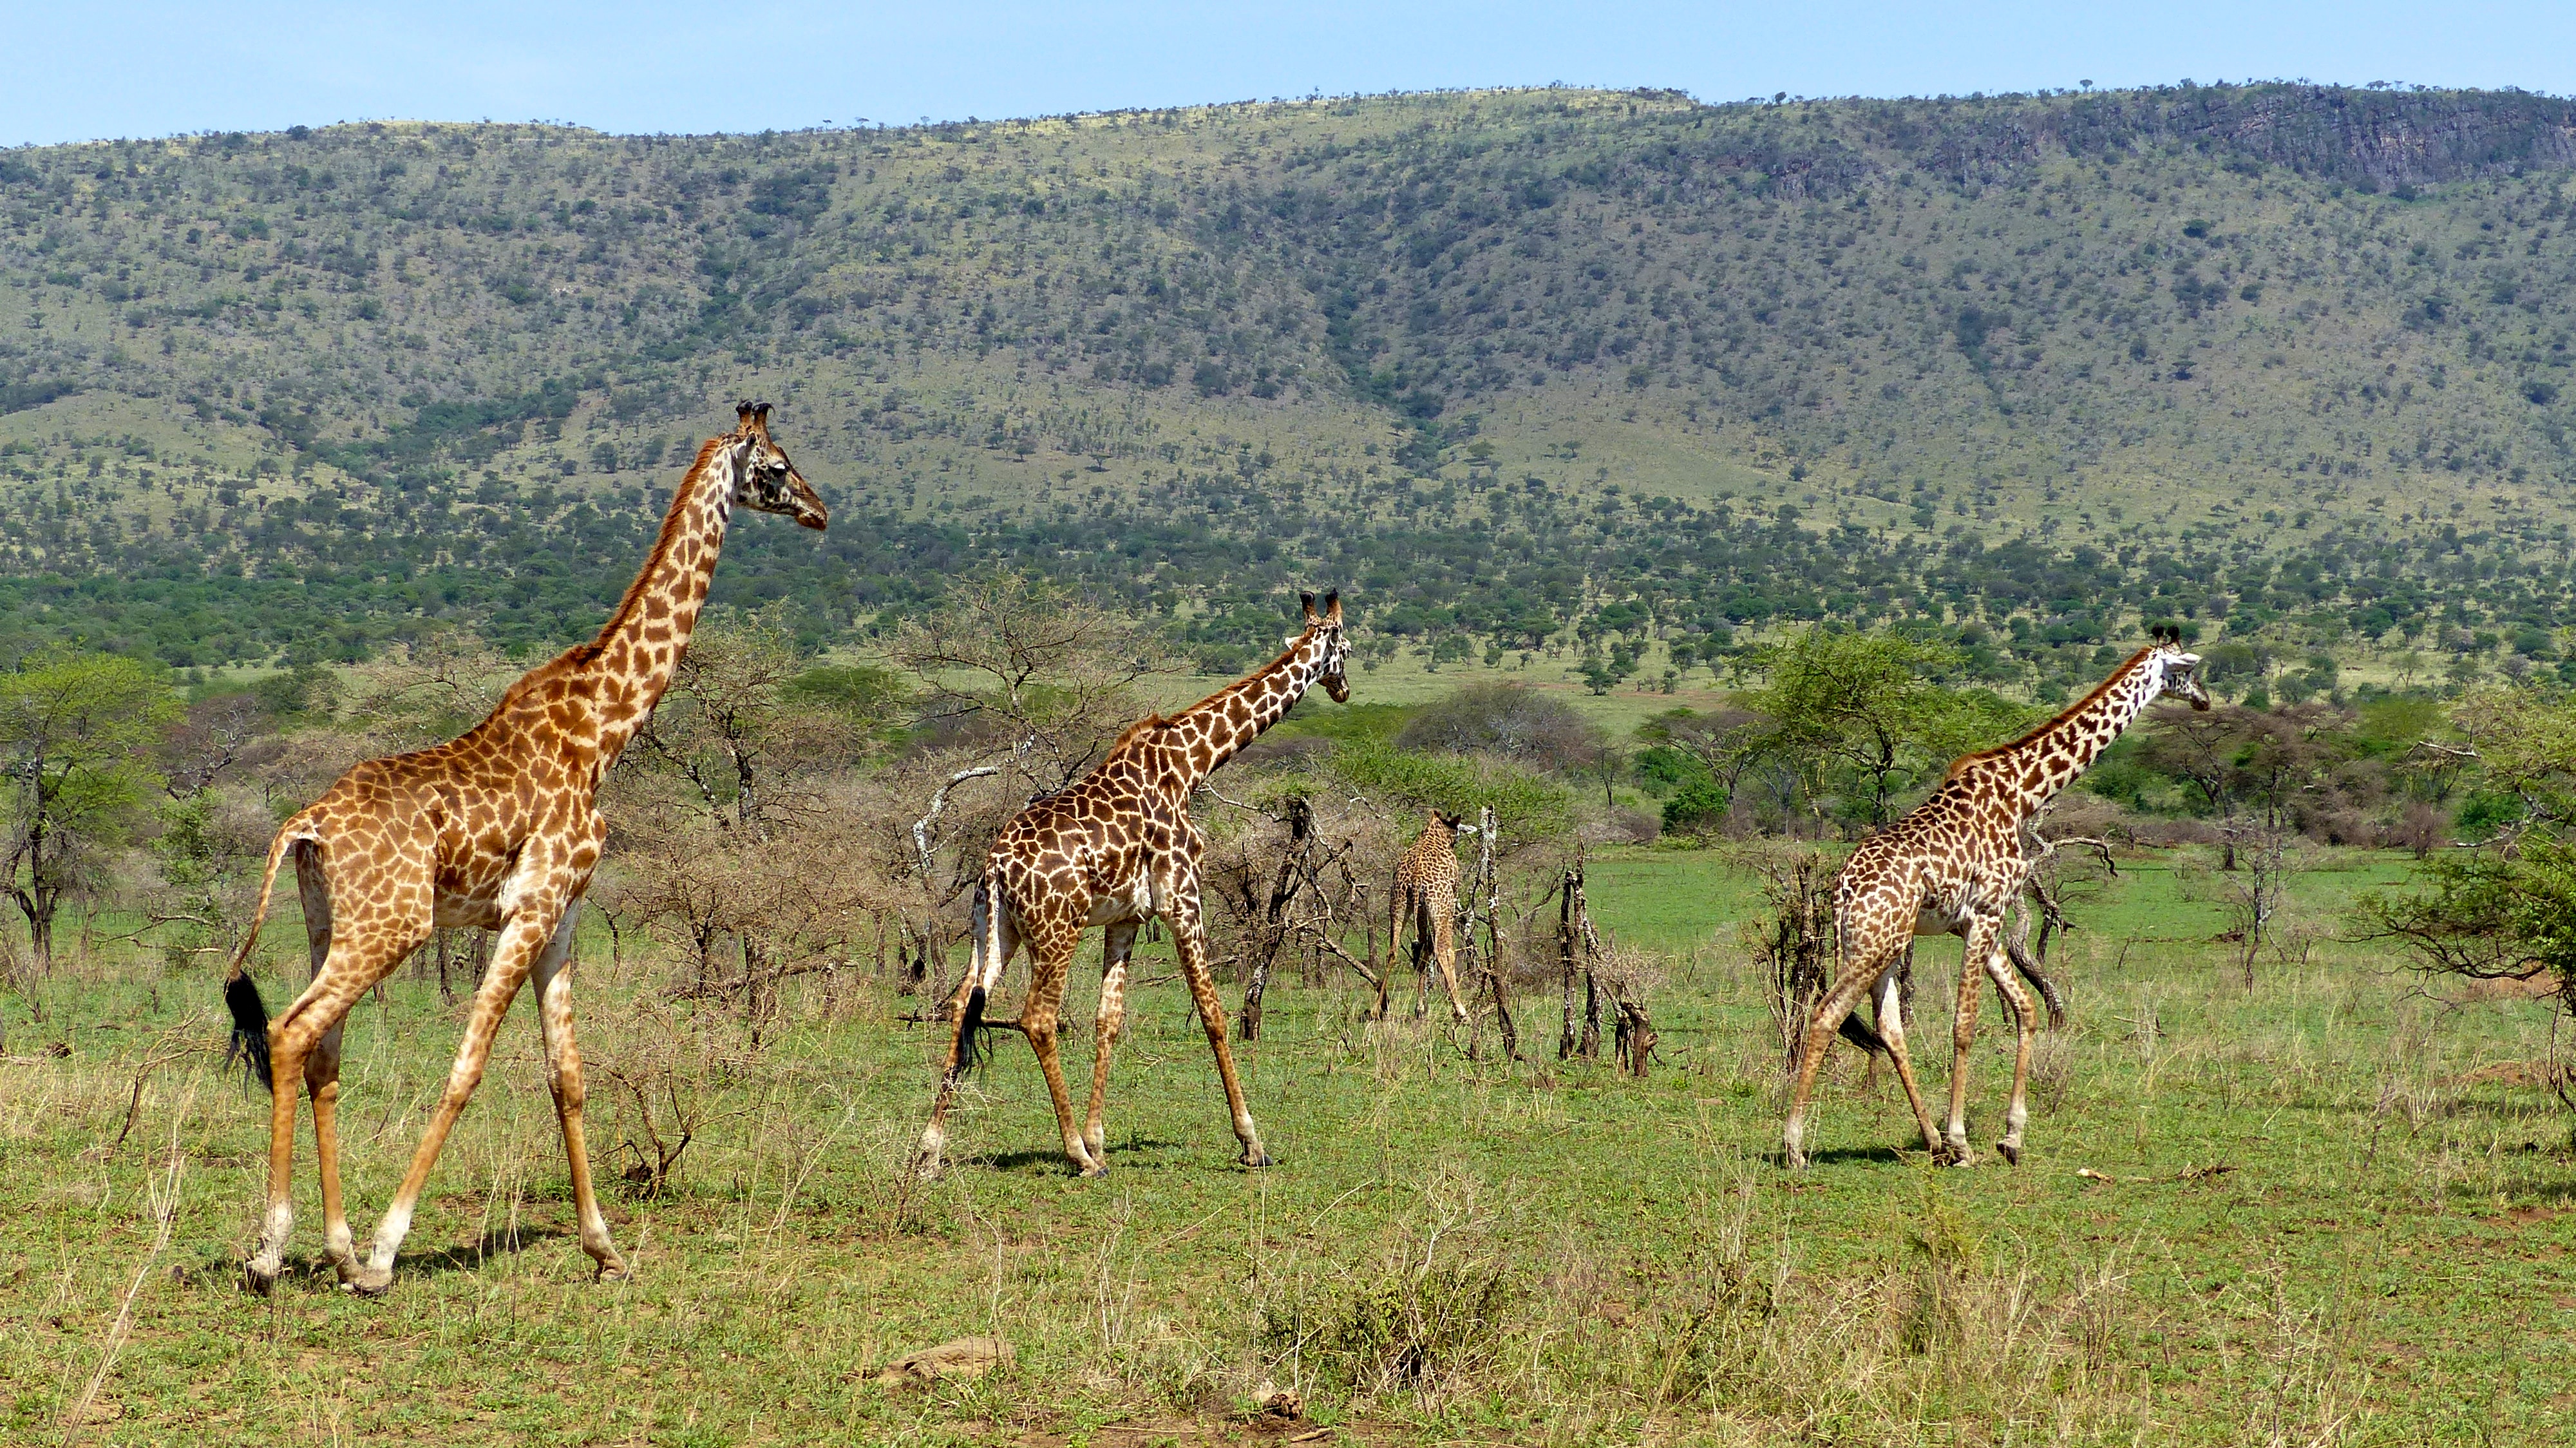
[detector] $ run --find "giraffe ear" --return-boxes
[1322,589,1341,622]
[1300,591,1318,622]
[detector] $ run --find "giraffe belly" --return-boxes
[1084,870,1156,926]
[1914,904,1971,937]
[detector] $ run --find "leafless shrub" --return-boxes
[889,571,1180,795]
[1739,844,1839,1074]
[589,998,762,1199]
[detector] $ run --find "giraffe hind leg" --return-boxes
[245,882,429,1293]
[1083,922,1139,1165]
[350,889,547,1296]
[1783,951,1890,1169]
[1016,928,1099,1177]
[1870,963,1958,1165]
[914,891,1017,1181]
[294,844,361,1283]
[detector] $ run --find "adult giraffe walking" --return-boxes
[223,403,827,1294]
[913,592,1350,1180]
[1783,629,2208,1170]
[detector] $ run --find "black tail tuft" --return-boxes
[1836,1011,1891,1058]
[956,984,992,1072]
[224,972,272,1092]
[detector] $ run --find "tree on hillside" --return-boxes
[0,653,179,971]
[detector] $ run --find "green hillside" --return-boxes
[7,82,2576,696]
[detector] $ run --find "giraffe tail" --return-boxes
[956,875,998,1072]
[1835,1011,1890,1058]
[223,821,317,1092]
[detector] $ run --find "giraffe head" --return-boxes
[726,401,829,531]
[2146,625,2210,710]
[1299,590,1350,703]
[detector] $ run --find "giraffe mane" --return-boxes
[1172,625,1318,719]
[562,434,733,667]
[1942,645,2155,782]
[1103,712,1171,756]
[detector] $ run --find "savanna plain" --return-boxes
[6,846,2571,1446]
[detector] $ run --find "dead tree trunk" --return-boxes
[1464,806,1519,1062]
[1557,866,1582,1060]
[1612,991,1656,1077]
[1240,795,1312,1042]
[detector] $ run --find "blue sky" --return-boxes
[6,1,2569,148]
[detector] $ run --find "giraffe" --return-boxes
[220,403,826,1295]
[1379,808,1474,1024]
[912,591,1351,1180]
[1782,629,2208,1170]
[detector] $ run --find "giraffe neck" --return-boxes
[582,437,741,759]
[1155,629,1329,794]
[1977,649,2164,815]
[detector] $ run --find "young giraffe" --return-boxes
[1380,809,1474,1024]
[913,592,1351,1180]
[1783,631,2209,1170]
[222,403,826,1294]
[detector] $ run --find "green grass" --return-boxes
[6,847,2575,1443]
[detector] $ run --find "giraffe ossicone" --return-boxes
[913,591,1351,1180]
[1781,636,2208,1170]
[221,405,826,1296]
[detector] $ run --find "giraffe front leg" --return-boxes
[1083,922,1139,1167]
[1167,888,1269,1168]
[1981,935,2040,1166]
[531,902,627,1282]
[352,903,549,1295]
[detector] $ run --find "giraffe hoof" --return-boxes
[343,1264,395,1297]
[242,1259,281,1296]
[1783,1150,1810,1172]
[593,1260,632,1284]
[1242,1150,1274,1170]
[1996,1141,2022,1167]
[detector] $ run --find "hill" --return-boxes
[7,82,2576,698]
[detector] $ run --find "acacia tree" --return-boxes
[611,607,892,1025]
[2365,687,2576,1042]
[1745,627,2017,828]
[889,571,1178,794]
[0,653,179,971]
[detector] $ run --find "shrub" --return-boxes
[1396,680,1598,774]
[1661,777,1732,835]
